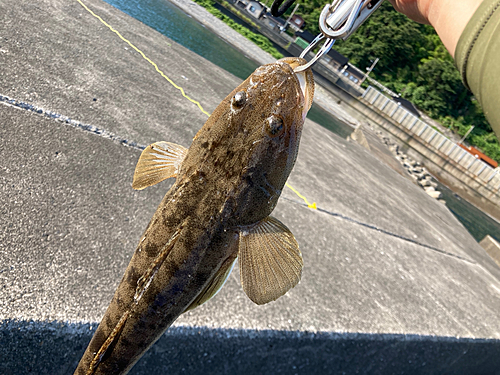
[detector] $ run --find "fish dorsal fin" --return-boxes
[87,311,129,374]
[185,253,238,312]
[132,142,188,190]
[239,216,303,305]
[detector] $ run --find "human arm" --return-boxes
[388,0,500,138]
[387,0,483,57]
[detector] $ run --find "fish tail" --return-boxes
[74,228,183,375]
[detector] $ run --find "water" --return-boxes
[436,181,500,243]
[102,0,351,137]
[102,0,258,79]
[307,103,355,139]
[103,0,500,243]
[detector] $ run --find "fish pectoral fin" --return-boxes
[238,216,303,305]
[132,141,188,190]
[184,252,238,312]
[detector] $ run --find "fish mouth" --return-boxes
[277,57,315,120]
[295,70,314,119]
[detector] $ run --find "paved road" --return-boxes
[1,0,500,373]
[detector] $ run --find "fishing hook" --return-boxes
[294,0,384,73]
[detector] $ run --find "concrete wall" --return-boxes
[344,87,500,221]
[364,87,500,187]
[302,76,500,221]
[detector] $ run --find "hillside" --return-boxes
[293,1,500,162]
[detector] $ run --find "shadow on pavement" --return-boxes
[2,319,499,374]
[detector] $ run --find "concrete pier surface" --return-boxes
[1,0,500,374]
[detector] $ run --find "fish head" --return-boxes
[184,58,314,225]
[243,57,314,174]
[230,57,315,223]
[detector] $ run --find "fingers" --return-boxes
[387,0,432,24]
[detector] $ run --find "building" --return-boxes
[318,49,364,86]
[288,15,304,31]
[233,0,246,9]
[246,1,265,19]
[233,0,265,19]
[458,144,499,168]
[294,29,314,49]
[322,48,349,71]
[295,29,315,43]
[262,12,286,31]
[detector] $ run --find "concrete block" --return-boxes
[350,126,371,151]
[480,235,500,268]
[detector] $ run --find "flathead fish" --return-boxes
[74,57,314,374]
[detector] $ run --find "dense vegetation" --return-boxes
[294,1,500,162]
[196,0,499,162]
[192,0,283,59]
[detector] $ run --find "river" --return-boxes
[102,0,500,243]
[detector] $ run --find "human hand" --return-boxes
[387,0,433,24]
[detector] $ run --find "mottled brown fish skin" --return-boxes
[74,57,313,375]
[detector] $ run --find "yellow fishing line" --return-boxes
[285,183,317,209]
[76,0,316,210]
[76,0,210,117]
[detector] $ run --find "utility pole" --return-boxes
[281,3,300,32]
[458,125,475,145]
[360,57,379,84]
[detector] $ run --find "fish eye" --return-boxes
[231,91,247,109]
[265,116,284,137]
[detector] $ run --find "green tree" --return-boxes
[405,57,466,118]
[333,3,427,85]
[295,0,325,35]
[299,2,499,162]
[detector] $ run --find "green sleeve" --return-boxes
[455,0,500,136]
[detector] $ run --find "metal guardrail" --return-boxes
[362,86,500,190]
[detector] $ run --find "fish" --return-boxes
[74,56,314,375]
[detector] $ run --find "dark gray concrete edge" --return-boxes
[1,319,500,375]
[0,94,146,151]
